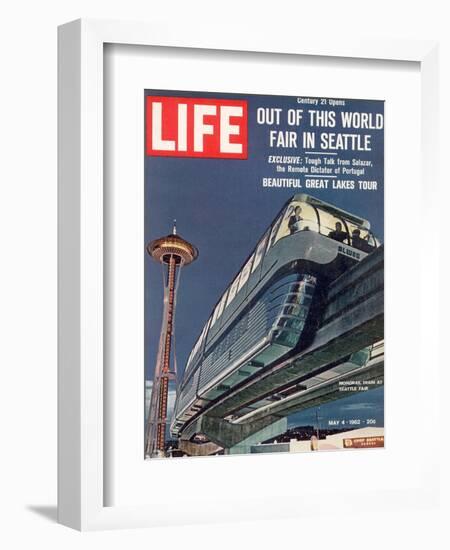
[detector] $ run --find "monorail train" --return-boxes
[170,194,381,437]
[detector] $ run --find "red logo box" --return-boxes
[146,96,248,159]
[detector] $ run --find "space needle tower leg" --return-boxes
[145,222,198,458]
[156,254,177,451]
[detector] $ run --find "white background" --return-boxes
[105,44,426,510]
[1,1,449,549]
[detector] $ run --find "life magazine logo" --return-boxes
[146,96,248,159]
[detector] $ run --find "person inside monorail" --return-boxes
[351,228,374,252]
[351,228,365,249]
[328,221,348,243]
[288,205,303,234]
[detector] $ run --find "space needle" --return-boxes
[145,221,198,457]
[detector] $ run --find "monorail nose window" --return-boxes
[252,230,270,274]
[317,208,348,243]
[266,197,379,253]
[273,201,320,244]
[345,221,377,252]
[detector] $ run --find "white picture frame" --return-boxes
[58,18,440,531]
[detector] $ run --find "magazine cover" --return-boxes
[144,90,384,459]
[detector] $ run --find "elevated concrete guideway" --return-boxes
[233,354,384,426]
[179,246,384,455]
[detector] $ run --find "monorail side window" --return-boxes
[185,349,195,374]
[216,290,229,319]
[211,302,221,326]
[275,201,320,243]
[345,221,377,252]
[251,230,269,273]
[238,253,254,292]
[193,334,202,355]
[226,273,241,307]
[267,212,284,249]
[202,317,213,345]
[199,319,209,347]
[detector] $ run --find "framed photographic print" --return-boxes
[58,18,440,530]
